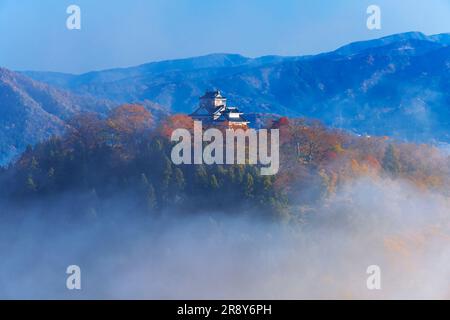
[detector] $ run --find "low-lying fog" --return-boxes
[0,178,449,299]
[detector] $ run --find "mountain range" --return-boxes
[1,31,450,165]
[0,68,119,164]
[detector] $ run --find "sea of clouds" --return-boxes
[0,177,449,299]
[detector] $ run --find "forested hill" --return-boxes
[1,104,448,223]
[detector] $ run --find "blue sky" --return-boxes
[1,0,450,73]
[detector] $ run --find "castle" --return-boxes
[190,91,250,129]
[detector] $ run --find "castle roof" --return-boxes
[222,113,249,123]
[201,90,225,99]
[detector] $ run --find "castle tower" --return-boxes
[199,90,227,112]
[190,90,250,129]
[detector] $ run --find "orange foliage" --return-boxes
[159,114,194,138]
[107,104,153,134]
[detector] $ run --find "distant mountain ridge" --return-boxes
[3,31,450,164]
[331,31,450,56]
[0,68,118,165]
[25,32,450,91]
[22,31,450,143]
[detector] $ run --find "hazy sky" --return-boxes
[1,0,450,73]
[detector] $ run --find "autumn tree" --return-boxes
[107,104,153,150]
[159,114,194,138]
[67,113,107,150]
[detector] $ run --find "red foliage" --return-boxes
[272,117,290,129]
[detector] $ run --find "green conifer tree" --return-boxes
[382,144,401,178]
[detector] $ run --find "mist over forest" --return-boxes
[0,104,449,299]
